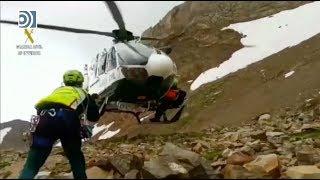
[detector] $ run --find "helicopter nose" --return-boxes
[145,53,176,78]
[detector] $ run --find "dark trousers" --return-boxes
[19,108,87,179]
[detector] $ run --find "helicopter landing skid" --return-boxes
[103,104,185,124]
[148,104,186,124]
[104,108,142,124]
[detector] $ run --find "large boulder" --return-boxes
[142,143,217,179]
[243,154,280,178]
[88,154,144,176]
[285,165,320,179]
[86,166,113,179]
[159,142,201,167]
[222,164,258,179]
[296,148,320,165]
[124,169,140,179]
[142,157,188,179]
[227,151,254,166]
[108,154,144,176]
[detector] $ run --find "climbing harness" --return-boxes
[30,115,40,133]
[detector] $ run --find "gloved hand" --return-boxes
[91,93,100,100]
[80,124,93,139]
[90,93,103,105]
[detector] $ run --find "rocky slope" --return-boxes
[96,1,318,137]
[0,120,30,151]
[1,94,319,179]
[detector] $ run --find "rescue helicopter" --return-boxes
[0,1,187,123]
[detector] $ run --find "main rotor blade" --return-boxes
[0,20,115,37]
[138,36,162,41]
[104,1,126,31]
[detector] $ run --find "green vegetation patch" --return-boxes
[0,161,11,169]
[289,128,320,141]
[203,150,222,161]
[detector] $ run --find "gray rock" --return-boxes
[110,154,144,175]
[142,143,217,179]
[296,148,320,165]
[222,148,233,158]
[243,154,280,178]
[142,158,187,179]
[124,169,140,179]
[259,114,271,121]
[160,142,201,167]
[222,132,240,142]
[239,145,255,155]
[227,151,254,165]
[86,166,113,179]
[211,159,226,168]
[246,140,262,152]
[222,164,258,179]
[266,132,284,137]
[91,154,143,176]
[298,113,312,123]
[191,143,203,153]
[189,157,219,179]
[250,130,267,140]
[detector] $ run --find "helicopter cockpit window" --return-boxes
[116,42,155,66]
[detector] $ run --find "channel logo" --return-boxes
[18,11,37,28]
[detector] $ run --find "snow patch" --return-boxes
[54,141,61,147]
[306,98,313,102]
[168,162,188,174]
[35,171,51,179]
[98,129,121,140]
[93,122,120,140]
[140,113,155,122]
[187,80,193,83]
[0,127,12,144]
[191,2,320,90]
[92,122,114,137]
[54,122,119,146]
[284,70,295,78]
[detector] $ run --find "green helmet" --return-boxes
[63,70,84,87]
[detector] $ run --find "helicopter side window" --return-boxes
[110,48,117,68]
[97,54,107,75]
[93,60,98,77]
[106,48,117,71]
[105,52,112,71]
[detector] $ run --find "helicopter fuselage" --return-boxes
[84,41,178,110]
